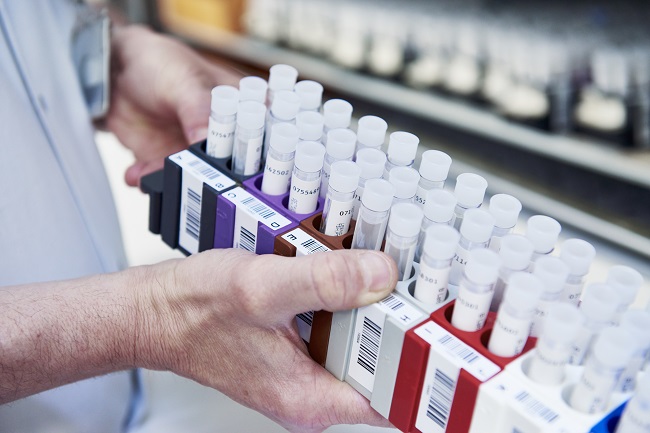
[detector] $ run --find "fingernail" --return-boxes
[359,252,395,293]
[188,127,208,144]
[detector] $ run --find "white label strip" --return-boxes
[178,168,203,254]
[224,187,291,230]
[281,228,331,256]
[377,292,425,327]
[170,149,235,191]
[414,321,501,433]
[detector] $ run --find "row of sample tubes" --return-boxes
[205,65,649,432]
[243,0,650,149]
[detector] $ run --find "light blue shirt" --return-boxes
[0,1,134,431]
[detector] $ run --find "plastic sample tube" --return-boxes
[239,76,268,103]
[559,238,596,304]
[488,272,544,357]
[351,179,395,251]
[606,265,644,325]
[526,303,583,385]
[262,90,301,159]
[383,131,420,179]
[268,64,298,104]
[525,215,562,267]
[490,234,535,312]
[261,123,300,195]
[322,99,353,142]
[488,194,522,252]
[414,225,461,305]
[616,373,650,433]
[449,208,496,286]
[294,80,323,112]
[414,150,452,206]
[232,101,267,176]
[569,327,636,414]
[355,115,388,154]
[529,256,571,337]
[451,173,488,230]
[616,310,650,392]
[414,189,457,263]
[319,161,360,236]
[352,148,386,219]
[207,85,239,158]
[288,141,326,214]
[320,128,356,199]
[383,202,424,281]
[451,248,501,332]
[388,166,420,205]
[296,111,325,142]
[570,283,620,365]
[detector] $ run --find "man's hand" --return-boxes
[0,249,397,432]
[105,25,241,187]
[140,249,397,432]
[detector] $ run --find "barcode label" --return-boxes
[282,229,331,256]
[514,391,559,424]
[415,322,500,381]
[426,369,456,429]
[438,334,479,364]
[238,226,256,252]
[296,311,314,343]
[178,164,204,254]
[170,150,235,191]
[415,321,501,433]
[225,187,291,230]
[240,196,277,220]
[347,301,389,393]
[357,316,382,375]
[377,293,425,326]
[226,187,292,254]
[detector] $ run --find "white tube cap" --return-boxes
[504,272,544,313]
[499,234,534,271]
[465,248,501,286]
[236,101,266,129]
[211,85,239,116]
[356,148,387,180]
[362,179,395,212]
[454,173,488,208]
[560,239,596,276]
[591,327,636,369]
[619,310,650,349]
[606,265,644,308]
[388,203,424,238]
[386,131,420,165]
[424,189,457,223]
[419,150,452,182]
[579,283,620,322]
[239,76,268,103]
[489,194,522,229]
[323,99,353,129]
[296,111,325,141]
[541,303,583,344]
[294,141,326,172]
[294,80,324,111]
[271,90,301,120]
[269,64,298,92]
[357,115,388,148]
[460,208,495,244]
[533,256,570,295]
[269,123,300,154]
[329,161,361,194]
[326,129,356,160]
[389,167,420,199]
[526,215,561,254]
[423,225,461,261]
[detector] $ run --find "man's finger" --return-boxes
[233,250,397,321]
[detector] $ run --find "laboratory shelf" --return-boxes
[167,24,650,191]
